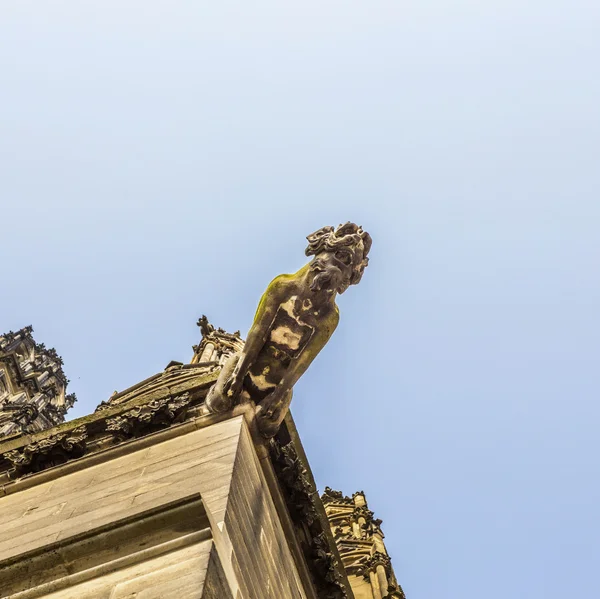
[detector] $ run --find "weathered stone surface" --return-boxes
[27,538,215,599]
[0,418,242,566]
[0,363,219,481]
[206,223,371,438]
[0,412,339,599]
[0,494,210,597]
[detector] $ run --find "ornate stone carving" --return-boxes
[191,316,244,367]
[321,487,406,597]
[206,223,372,438]
[0,402,39,430]
[359,551,393,577]
[105,393,192,440]
[0,384,200,479]
[383,586,407,599]
[2,425,88,476]
[322,487,353,505]
[270,440,348,599]
[197,314,215,338]
[97,359,219,413]
[271,442,319,526]
[0,326,76,438]
[353,505,376,525]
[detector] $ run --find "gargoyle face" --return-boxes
[305,223,371,295]
[309,238,369,295]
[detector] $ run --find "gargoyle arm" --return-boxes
[227,276,289,395]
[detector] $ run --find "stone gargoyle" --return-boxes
[206,222,371,437]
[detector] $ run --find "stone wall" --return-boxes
[0,415,310,598]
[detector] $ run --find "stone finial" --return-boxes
[191,316,244,366]
[352,490,367,507]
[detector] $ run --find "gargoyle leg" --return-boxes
[255,388,293,438]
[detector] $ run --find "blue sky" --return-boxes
[2,2,599,597]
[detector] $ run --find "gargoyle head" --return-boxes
[306,222,372,294]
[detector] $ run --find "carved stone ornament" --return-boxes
[357,552,406,598]
[0,326,76,438]
[322,487,353,505]
[0,402,39,429]
[2,425,88,477]
[321,486,406,597]
[206,223,372,438]
[191,315,244,366]
[353,505,376,524]
[359,551,393,577]
[383,587,407,599]
[270,440,348,599]
[105,393,192,440]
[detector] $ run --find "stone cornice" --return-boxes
[0,364,219,481]
[272,417,355,599]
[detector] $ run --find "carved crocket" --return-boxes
[206,222,371,437]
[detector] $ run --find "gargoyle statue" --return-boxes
[206,222,371,437]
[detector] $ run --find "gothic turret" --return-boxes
[0,326,75,438]
[322,487,406,599]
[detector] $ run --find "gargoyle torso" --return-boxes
[205,222,371,437]
[245,295,319,399]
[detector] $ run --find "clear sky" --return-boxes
[2,2,599,597]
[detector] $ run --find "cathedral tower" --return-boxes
[322,488,405,599]
[0,327,76,438]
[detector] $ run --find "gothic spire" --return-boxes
[0,326,75,438]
